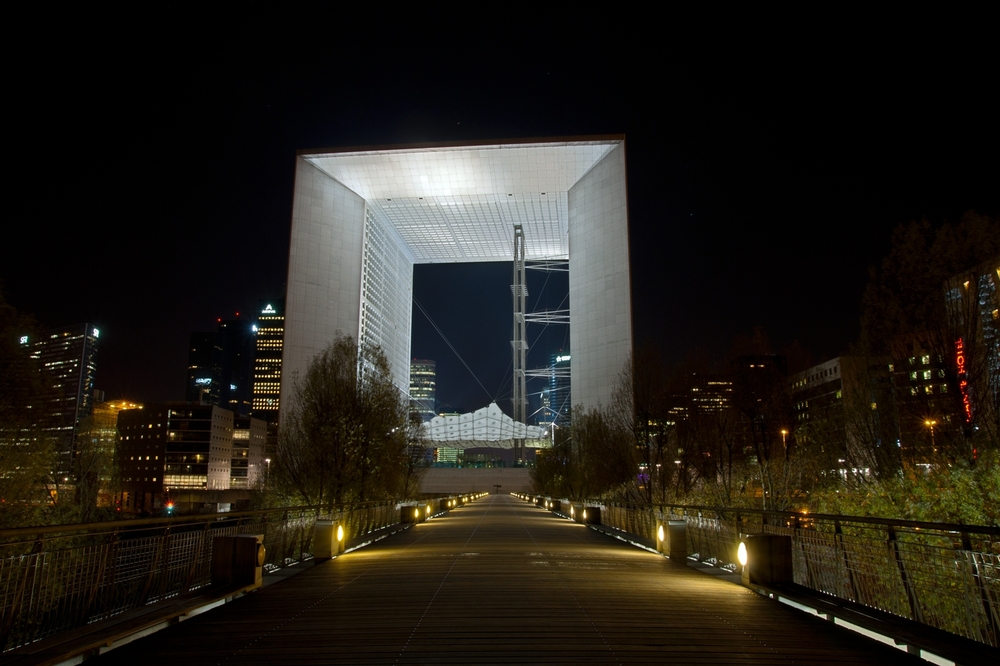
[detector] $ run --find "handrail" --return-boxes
[642,502,1000,535]
[0,499,412,652]
[569,497,1000,648]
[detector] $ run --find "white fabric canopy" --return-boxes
[424,402,550,449]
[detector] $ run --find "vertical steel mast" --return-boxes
[511,224,528,463]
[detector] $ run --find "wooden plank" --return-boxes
[89,495,926,665]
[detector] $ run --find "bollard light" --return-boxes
[740,535,792,587]
[337,524,345,543]
[658,525,665,543]
[583,510,587,521]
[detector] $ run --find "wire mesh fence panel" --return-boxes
[0,503,407,653]
[574,500,1000,647]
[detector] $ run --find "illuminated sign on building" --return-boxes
[955,338,972,423]
[261,304,277,315]
[195,377,212,386]
[92,328,100,338]
[556,355,571,363]
[19,335,28,345]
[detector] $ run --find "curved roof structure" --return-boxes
[423,403,550,450]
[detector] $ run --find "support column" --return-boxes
[511,225,527,464]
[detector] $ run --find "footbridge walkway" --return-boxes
[3,494,998,664]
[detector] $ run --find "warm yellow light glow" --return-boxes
[583,510,588,520]
[414,508,419,518]
[337,525,344,542]
[657,525,665,542]
[570,507,575,517]
[738,541,748,566]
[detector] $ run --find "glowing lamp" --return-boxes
[657,525,665,542]
[337,525,344,542]
[737,541,748,566]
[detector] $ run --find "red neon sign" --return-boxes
[955,338,972,423]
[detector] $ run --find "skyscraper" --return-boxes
[186,319,255,415]
[548,352,571,427]
[251,300,284,424]
[409,359,436,422]
[21,324,100,477]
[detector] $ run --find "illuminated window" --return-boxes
[908,357,916,365]
[924,385,934,394]
[940,384,948,393]
[922,370,932,380]
[909,371,917,380]
[921,355,930,365]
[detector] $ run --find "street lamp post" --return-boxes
[924,420,938,454]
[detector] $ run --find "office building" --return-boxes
[943,255,1000,437]
[547,352,571,427]
[21,324,100,477]
[117,403,237,513]
[186,332,217,403]
[186,318,255,416]
[251,300,284,424]
[282,138,632,421]
[409,359,436,422]
[231,416,266,489]
[75,396,141,507]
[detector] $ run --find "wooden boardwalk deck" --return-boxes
[93,495,922,664]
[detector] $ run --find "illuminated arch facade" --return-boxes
[282,137,632,418]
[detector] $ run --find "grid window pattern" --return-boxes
[360,206,413,391]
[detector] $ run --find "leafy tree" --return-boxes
[271,334,410,508]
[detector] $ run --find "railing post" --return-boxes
[137,526,169,606]
[961,531,1000,645]
[834,520,858,601]
[888,525,923,623]
[182,522,211,593]
[77,535,114,627]
[1,538,44,650]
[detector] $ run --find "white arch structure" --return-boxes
[282,137,632,423]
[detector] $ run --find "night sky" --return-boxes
[6,11,998,414]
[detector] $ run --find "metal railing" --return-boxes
[587,500,1000,648]
[0,500,404,652]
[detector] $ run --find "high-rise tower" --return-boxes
[409,359,437,422]
[22,324,100,477]
[251,300,284,424]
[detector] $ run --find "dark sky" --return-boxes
[5,10,998,413]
